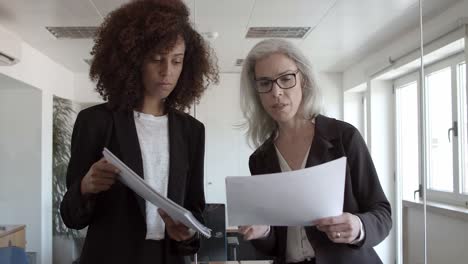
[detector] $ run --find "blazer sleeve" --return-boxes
[60,110,107,230]
[171,121,206,255]
[344,127,392,248]
[248,155,278,256]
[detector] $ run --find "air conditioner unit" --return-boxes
[0,25,21,66]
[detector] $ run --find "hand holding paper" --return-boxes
[158,209,196,242]
[314,212,361,244]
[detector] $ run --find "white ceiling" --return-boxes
[0,0,461,74]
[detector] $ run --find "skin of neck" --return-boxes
[275,105,314,142]
[277,116,314,141]
[139,95,166,116]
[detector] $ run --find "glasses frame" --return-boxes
[254,70,300,93]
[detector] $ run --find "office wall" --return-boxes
[73,73,102,103]
[195,73,252,205]
[404,204,468,264]
[370,80,395,264]
[318,72,343,120]
[343,0,468,91]
[0,76,42,263]
[0,41,74,100]
[344,91,365,136]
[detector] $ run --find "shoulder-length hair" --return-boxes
[89,0,218,111]
[240,38,322,148]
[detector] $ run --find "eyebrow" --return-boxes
[256,69,297,80]
[150,53,185,59]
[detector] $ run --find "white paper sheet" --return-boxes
[226,157,347,226]
[102,148,211,238]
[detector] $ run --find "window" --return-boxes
[395,53,468,206]
[425,67,453,192]
[395,81,420,200]
[458,63,468,194]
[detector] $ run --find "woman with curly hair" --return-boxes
[60,0,218,263]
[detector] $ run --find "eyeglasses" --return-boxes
[254,70,300,93]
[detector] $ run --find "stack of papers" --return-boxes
[103,148,211,238]
[226,157,347,226]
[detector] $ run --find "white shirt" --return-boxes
[274,145,316,263]
[134,111,169,240]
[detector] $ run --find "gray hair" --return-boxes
[240,38,323,148]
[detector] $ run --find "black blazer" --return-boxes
[60,103,205,264]
[249,115,392,264]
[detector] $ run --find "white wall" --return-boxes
[369,80,396,264]
[0,77,42,262]
[318,72,343,120]
[344,91,365,136]
[0,42,74,100]
[343,0,468,91]
[73,73,102,103]
[196,73,252,205]
[404,204,468,264]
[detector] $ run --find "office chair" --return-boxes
[192,203,227,262]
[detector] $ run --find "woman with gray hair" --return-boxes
[238,39,392,264]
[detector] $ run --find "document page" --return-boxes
[103,148,211,238]
[226,157,346,226]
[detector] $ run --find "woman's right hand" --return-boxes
[238,225,270,240]
[81,158,119,195]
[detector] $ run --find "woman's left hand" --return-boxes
[313,213,361,244]
[158,209,195,242]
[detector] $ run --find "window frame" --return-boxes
[394,52,468,207]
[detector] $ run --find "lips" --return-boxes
[272,103,288,110]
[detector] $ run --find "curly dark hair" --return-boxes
[89,0,219,111]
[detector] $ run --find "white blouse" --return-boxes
[274,145,316,263]
[134,111,169,240]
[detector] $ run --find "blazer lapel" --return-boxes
[305,133,334,168]
[259,137,282,174]
[112,110,146,217]
[166,109,188,205]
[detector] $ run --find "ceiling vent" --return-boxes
[46,26,98,39]
[246,27,311,39]
[235,59,244,67]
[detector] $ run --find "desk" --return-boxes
[0,225,26,248]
